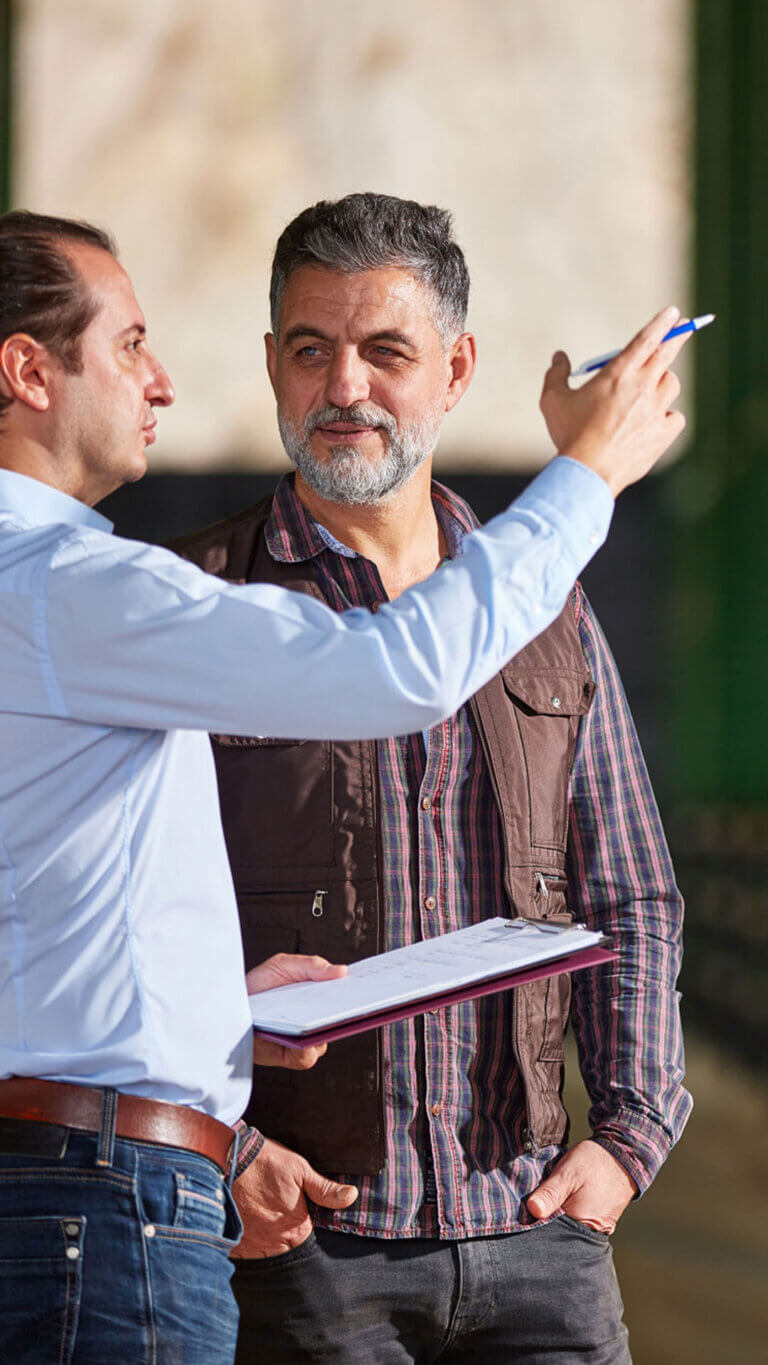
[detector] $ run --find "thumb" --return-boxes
[526,1167,574,1220]
[302,1163,358,1211]
[246,953,347,995]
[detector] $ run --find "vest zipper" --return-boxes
[468,692,539,1155]
[311,890,327,918]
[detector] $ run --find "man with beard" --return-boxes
[174,194,692,1364]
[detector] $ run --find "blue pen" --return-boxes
[572,313,715,377]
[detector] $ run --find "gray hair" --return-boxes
[269,193,470,343]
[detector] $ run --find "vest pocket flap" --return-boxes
[500,666,595,716]
[238,890,311,932]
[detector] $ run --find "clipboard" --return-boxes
[250,918,617,1050]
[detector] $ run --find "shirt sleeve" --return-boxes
[32,458,614,739]
[566,591,693,1193]
[231,1120,266,1180]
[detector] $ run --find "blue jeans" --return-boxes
[233,1220,631,1363]
[0,1107,242,1364]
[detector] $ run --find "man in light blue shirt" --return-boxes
[0,210,685,1363]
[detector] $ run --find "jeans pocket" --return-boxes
[174,1169,229,1238]
[0,1215,84,1364]
[557,1213,610,1245]
[136,1153,234,1245]
[236,1229,319,1270]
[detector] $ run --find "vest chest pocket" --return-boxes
[501,665,595,853]
[211,736,334,872]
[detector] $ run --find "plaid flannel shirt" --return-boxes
[235,475,691,1238]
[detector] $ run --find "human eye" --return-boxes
[370,344,407,364]
[291,343,328,365]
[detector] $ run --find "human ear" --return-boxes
[445,333,476,413]
[264,333,278,397]
[0,334,54,413]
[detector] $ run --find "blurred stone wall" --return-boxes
[14,0,691,471]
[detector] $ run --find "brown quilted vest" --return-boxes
[172,496,595,1175]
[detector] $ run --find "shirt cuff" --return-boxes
[590,1108,674,1196]
[514,455,614,573]
[231,1119,265,1180]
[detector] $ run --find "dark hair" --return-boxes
[0,210,117,417]
[270,193,470,341]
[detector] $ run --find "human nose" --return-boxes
[146,354,175,408]
[324,348,369,409]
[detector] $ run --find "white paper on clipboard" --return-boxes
[248,916,605,1036]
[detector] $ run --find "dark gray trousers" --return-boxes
[233,1216,631,1363]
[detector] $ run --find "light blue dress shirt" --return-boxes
[0,459,612,1123]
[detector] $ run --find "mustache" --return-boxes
[303,403,398,439]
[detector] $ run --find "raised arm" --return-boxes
[38,457,610,737]
[6,307,687,739]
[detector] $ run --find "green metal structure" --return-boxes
[666,0,768,1070]
[667,0,768,804]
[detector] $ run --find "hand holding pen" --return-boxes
[573,314,714,376]
[539,305,709,498]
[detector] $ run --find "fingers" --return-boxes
[612,305,680,375]
[246,952,348,995]
[560,1209,617,1235]
[252,1037,328,1068]
[664,409,687,443]
[540,351,572,409]
[657,368,681,407]
[644,325,691,384]
[281,1042,327,1070]
[302,1162,359,1210]
[277,954,348,983]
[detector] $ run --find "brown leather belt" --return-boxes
[0,1077,235,1173]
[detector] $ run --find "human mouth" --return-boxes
[315,423,378,444]
[142,422,157,446]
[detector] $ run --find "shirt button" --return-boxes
[429,1007,440,1015]
[144,1224,156,1239]
[430,1102,442,1117]
[420,796,431,811]
[589,532,601,546]
[64,1222,79,1236]
[424,895,436,911]
[66,1245,80,1261]
[551,696,562,709]
[371,600,381,613]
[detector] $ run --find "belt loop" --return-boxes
[227,1128,240,1192]
[95,1088,118,1168]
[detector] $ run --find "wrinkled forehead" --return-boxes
[278,264,441,342]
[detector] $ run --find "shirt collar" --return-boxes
[0,468,114,534]
[265,472,478,565]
